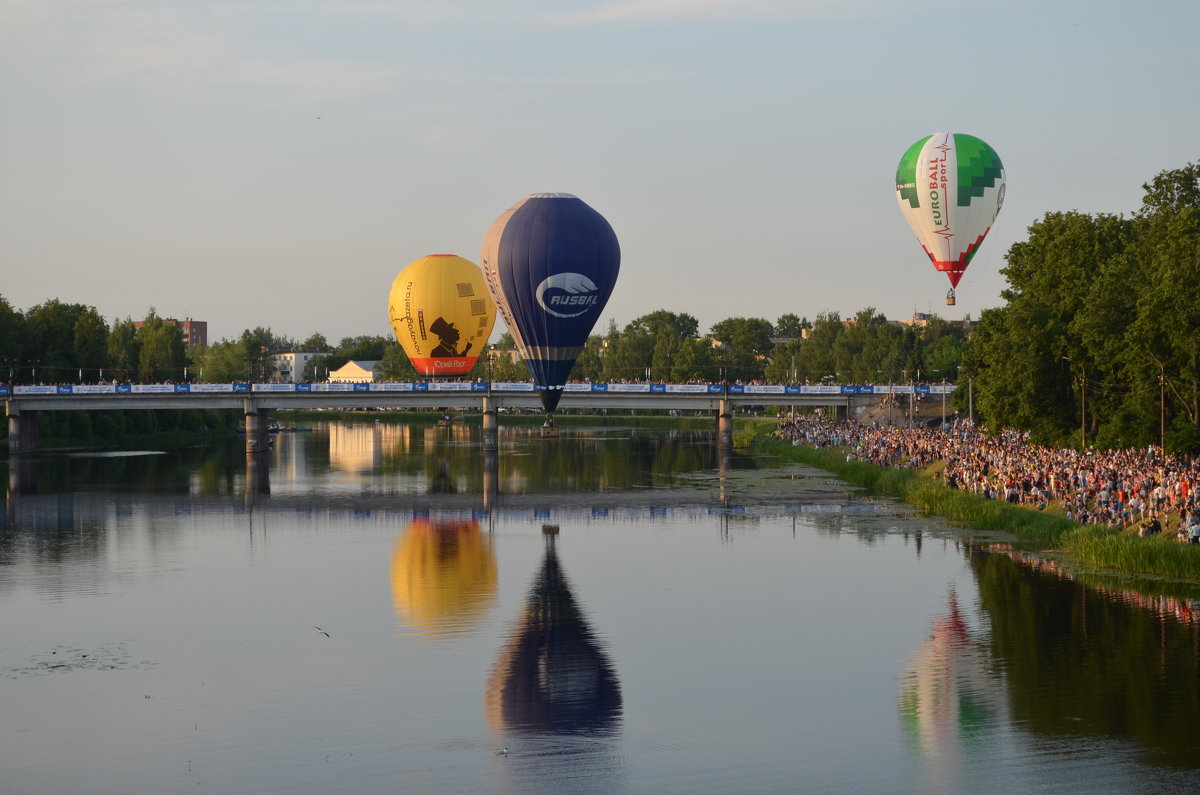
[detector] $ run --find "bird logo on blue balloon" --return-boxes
[535,273,600,318]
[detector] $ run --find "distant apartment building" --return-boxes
[271,351,327,384]
[133,317,208,347]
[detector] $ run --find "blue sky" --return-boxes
[2,0,1197,345]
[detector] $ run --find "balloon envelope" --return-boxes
[481,193,620,413]
[387,255,496,376]
[895,133,1006,288]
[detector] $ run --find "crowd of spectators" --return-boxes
[778,413,1200,541]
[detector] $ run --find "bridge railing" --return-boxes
[2,382,957,397]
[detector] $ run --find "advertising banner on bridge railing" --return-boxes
[5,381,957,399]
[307,383,358,392]
[426,382,474,391]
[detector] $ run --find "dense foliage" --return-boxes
[966,163,1200,452]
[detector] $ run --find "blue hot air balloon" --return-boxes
[481,193,620,418]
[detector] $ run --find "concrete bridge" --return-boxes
[4,381,955,455]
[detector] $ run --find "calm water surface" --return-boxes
[3,421,1200,794]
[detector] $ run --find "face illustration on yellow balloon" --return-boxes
[387,255,495,376]
[429,316,468,358]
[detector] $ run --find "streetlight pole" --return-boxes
[1159,361,1166,450]
[941,376,946,430]
[1064,356,1086,449]
[1079,365,1087,449]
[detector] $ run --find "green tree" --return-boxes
[299,332,329,351]
[240,327,276,382]
[138,311,187,382]
[377,341,418,381]
[709,316,773,382]
[791,312,842,383]
[571,336,605,382]
[197,339,249,382]
[773,313,808,339]
[335,335,389,368]
[73,307,109,381]
[671,336,715,382]
[25,299,90,382]
[0,294,28,381]
[107,318,141,382]
[303,353,331,382]
[1126,163,1200,447]
[970,210,1135,446]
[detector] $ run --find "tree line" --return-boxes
[965,162,1200,452]
[0,299,966,389]
[3,162,1194,451]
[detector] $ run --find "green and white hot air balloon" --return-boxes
[895,133,1006,305]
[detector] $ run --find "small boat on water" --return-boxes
[236,423,313,434]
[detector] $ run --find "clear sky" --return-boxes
[2,0,1197,345]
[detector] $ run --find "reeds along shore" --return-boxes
[756,433,1200,585]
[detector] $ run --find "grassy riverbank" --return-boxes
[753,432,1200,584]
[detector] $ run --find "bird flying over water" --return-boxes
[313,626,330,638]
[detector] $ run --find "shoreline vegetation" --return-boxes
[749,427,1200,586]
[16,406,1200,587]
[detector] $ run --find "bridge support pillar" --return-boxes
[833,401,848,423]
[245,450,271,503]
[482,397,498,452]
[244,403,271,455]
[7,408,39,455]
[483,451,498,511]
[717,399,734,449]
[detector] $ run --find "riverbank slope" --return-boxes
[753,431,1200,584]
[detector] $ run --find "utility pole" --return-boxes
[1080,366,1087,449]
[1160,362,1166,450]
[941,377,946,430]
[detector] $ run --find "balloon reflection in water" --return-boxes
[486,526,622,735]
[897,590,1008,789]
[391,518,498,638]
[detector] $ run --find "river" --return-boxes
[3,419,1200,794]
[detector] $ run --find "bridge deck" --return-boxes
[5,381,952,413]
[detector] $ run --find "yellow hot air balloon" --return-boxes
[391,518,498,638]
[388,255,496,377]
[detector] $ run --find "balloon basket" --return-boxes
[540,415,560,437]
[945,288,956,306]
